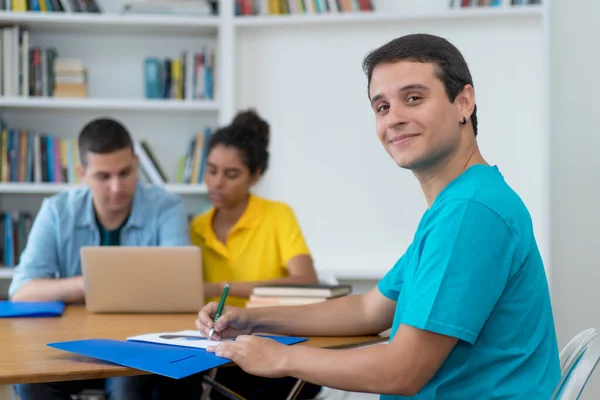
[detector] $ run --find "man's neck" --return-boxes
[214,195,250,228]
[414,141,487,208]
[94,202,132,231]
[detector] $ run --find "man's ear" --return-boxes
[457,84,476,119]
[76,163,86,183]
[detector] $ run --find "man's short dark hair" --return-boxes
[78,118,134,166]
[362,33,478,137]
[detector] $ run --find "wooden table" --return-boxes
[0,305,387,390]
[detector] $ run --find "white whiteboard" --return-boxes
[235,15,548,279]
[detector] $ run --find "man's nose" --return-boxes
[386,103,408,130]
[109,176,122,192]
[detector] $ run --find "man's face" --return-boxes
[79,147,139,214]
[369,61,464,171]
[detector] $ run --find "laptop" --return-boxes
[81,246,204,313]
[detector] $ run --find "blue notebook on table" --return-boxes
[0,301,65,317]
[48,331,307,379]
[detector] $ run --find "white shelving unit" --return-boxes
[0,268,14,279]
[0,0,549,281]
[0,11,220,34]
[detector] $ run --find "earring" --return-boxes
[460,116,467,125]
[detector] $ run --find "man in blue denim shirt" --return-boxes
[9,118,195,400]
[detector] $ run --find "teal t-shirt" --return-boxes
[377,165,560,399]
[95,214,127,246]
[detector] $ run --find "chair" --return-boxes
[559,329,597,376]
[552,328,600,400]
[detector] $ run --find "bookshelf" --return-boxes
[0,0,549,281]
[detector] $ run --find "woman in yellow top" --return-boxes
[189,109,322,400]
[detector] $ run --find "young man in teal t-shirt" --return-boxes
[195,34,561,399]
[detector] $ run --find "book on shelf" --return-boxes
[0,210,33,268]
[133,127,212,186]
[0,0,102,12]
[144,47,215,101]
[246,283,353,308]
[178,127,211,185]
[235,0,374,16]
[449,0,540,7]
[0,26,88,98]
[52,58,88,98]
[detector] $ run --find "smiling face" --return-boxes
[369,61,468,172]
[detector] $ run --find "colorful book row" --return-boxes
[0,211,33,268]
[235,0,374,15]
[144,48,215,101]
[0,126,81,184]
[0,0,101,12]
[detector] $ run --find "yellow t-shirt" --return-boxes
[189,194,311,307]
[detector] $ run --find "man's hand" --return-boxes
[196,302,254,340]
[208,335,290,378]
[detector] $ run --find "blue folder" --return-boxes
[48,335,307,379]
[0,301,65,318]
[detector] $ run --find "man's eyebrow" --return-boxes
[370,84,431,106]
[399,83,430,92]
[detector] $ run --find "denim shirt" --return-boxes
[8,184,191,298]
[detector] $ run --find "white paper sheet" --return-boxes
[127,330,232,349]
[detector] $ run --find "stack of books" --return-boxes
[53,58,87,98]
[246,283,352,308]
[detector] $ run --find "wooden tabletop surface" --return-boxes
[0,305,386,384]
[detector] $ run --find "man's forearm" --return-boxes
[249,295,388,337]
[282,344,412,396]
[11,277,85,303]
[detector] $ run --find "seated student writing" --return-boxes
[189,109,322,399]
[196,34,561,399]
[10,118,193,400]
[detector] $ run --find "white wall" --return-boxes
[235,9,548,281]
[550,0,600,398]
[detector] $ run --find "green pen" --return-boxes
[208,283,230,340]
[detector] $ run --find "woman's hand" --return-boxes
[203,282,224,298]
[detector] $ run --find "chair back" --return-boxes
[560,329,596,375]
[552,328,600,400]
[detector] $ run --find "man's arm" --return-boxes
[281,322,457,396]
[249,286,397,337]
[157,196,190,246]
[280,201,515,394]
[12,277,85,303]
[10,199,84,303]
[215,254,318,299]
